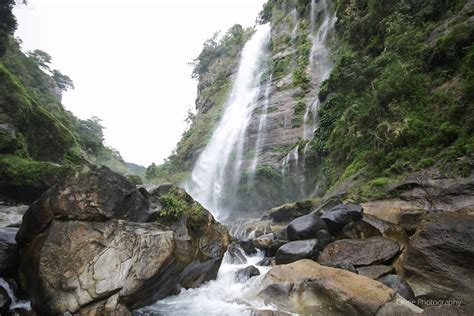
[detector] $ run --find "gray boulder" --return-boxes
[287,213,328,241]
[378,274,415,301]
[275,239,320,265]
[319,237,400,267]
[320,204,363,234]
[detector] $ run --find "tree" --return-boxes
[52,69,74,91]
[27,49,52,71]
[0,0,17,56]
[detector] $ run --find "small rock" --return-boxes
[239,239,257,255]
[357,265,394,279]
[378,274,415,301]
[287,213,328,241]
[227,244,247,265]
[342,220,381,239]
[320,204,363,234]
[0,285,11,316]
[318,237,400,267]
[252,233,274,251]
[267,239,287,257]
[235,265,260,282]
[275,239,320,265]
[268,200,314,223]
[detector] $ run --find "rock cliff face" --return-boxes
[16,165,229,314]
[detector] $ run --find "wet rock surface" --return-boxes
[357,265,394,279]
[275,239,320,265]
[320,204,363,234]
[235,265,260,282]
[401,212,474,306]
[16,165,229,314]
[318,236,400,267]
[286,213,328,241]
[258,259,422,315]
[378,274,415,301]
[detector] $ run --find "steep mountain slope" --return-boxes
[148,0,473,218]
[0,10,143,201]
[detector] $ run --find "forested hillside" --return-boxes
[0,1,143,202]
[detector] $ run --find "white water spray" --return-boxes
[186,24,271,219]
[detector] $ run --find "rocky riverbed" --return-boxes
[0,166,473,315]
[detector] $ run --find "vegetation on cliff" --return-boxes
[307,0,473,193]
[0,3,143,200]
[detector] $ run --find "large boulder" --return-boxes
[401,212,474,306]
[286,213,328,241]
[318,237,400,267]
[275,239,320,265]
[258,259,422,315]
[320,204,363,234]
[16,166,230,314]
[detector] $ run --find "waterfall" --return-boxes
[303,0,336,139]
[186,24,271,220]
[249,75,272,174]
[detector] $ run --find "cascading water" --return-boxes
[186,24,271,220]
[249,75,272,174]
[138,249,276,315]
[302,0,336,139]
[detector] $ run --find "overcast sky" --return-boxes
[14,0,266,167]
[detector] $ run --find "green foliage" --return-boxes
[292,20,311,91]
[52,69,74,91]
[159,188,188,220]
[292,99,306,128]
[0,0,17,56]
[308,0,474,187]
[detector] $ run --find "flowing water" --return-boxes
[249,75,273,174]
[137,249,277,315]
[302,0,336,140]
[141,3,336,315]
[186,24,271,220]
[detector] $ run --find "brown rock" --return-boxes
[401,212,474,306]
[319,237,400,267]
[258,259,422,315]
[357,265,395,279]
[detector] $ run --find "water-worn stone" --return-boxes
[227,244,247,265]
[236,265,260,282]
[17,165,150,248]
[318,237,400,267]
[239,239,257,255]
[16,168,230,314]
[267,200,314,223]
[275,239,320,265]
[357,265,394,279]
[342,220,382,239]
[267,239,287,257]
[401,212,474,306]
[0,227,18,278]
[378,274,415,301]
[252,233,274,251]
[286,213,328,241]
[0,285,11,316]
[320,204,363,234]
[258,259,423,315]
